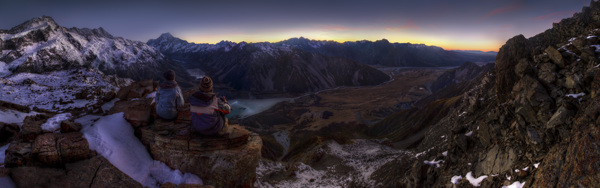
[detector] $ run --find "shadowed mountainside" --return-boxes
[148,34,391,98]
[367,1,600,186]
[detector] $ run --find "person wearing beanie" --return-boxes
[155,70,184,120]
[189,76,231,136]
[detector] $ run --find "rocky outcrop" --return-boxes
[140,119,262,188]
[495,34,531,102]
[9,156,143,188]
[116,79,157,100]
[19,114,50,141]
[109,80,157,127]
[373,1,600,187]
[110,98,154,127]
[106,82,263,187]
[5,132,95,167]
[430,62,490,93]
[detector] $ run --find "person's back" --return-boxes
[155,70,184,120]
[189,76,230,136]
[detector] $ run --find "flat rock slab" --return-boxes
[140,120,261,188]
[141,120,250,152]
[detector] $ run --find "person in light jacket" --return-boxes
[155,70,184,120]
[189,76,230,136]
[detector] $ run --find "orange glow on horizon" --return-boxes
[184,37,500,52]
[178,24,503,52]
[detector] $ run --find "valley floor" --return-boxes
[234,67,449,187]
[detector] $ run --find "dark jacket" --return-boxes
[155,80,184,120]
[189,91,230,136]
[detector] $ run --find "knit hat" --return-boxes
[163,70,175,81]
[200,76,213,93]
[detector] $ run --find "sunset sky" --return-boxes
[0,0,591,52]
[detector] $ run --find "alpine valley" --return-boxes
[2,1,600,188]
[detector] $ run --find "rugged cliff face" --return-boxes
[371,1,600,187]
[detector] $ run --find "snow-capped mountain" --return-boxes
[0,16,191,85]
[148,33,390,98]
[149,35,496,68]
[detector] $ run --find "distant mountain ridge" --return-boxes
[147,34,496,97]
[0,16,193,87]
[148,33,391,98]
[149,34,496,67]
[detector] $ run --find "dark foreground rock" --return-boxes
[10,156,141,187]
[5,132,95,167]
[140,119,262,188]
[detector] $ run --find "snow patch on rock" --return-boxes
[80,113,202,187]
[465,171,487,187]
[503,181,526,188]
[0,143,10,167]
[451,175,462,184]
[40,113,72,132]
[0,109,38,126]
[0,69,126,112]
[273,130,290,157]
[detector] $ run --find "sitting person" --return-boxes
[189,76,231,136]
[155,70,184,120]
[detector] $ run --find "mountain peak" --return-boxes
[8,16,59,33]
[158,32,175,39]
[147,32,188,45]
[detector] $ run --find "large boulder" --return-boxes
[6,132,95,167]
[109,98,154,127]
[19,114,50,141]
[116,79,157,100]
[475,145,517,177]
[140,120,261,188]
[4,141,32,167]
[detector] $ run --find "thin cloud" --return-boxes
[478,3,523,22]
[534,10,576,21]
[386,21,420,31]
[317,24,363,31]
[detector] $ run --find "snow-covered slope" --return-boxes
[79,113,203,187]
[0,16,190,83]
[0,68,132,112]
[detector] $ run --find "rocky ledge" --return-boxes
[140,119,262,188]
[1,80,262,188]
[114,81,263,187]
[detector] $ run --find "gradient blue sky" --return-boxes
[0,0,591,51]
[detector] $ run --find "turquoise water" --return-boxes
[227,98,291,118]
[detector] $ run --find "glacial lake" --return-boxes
[227,98,291,118]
